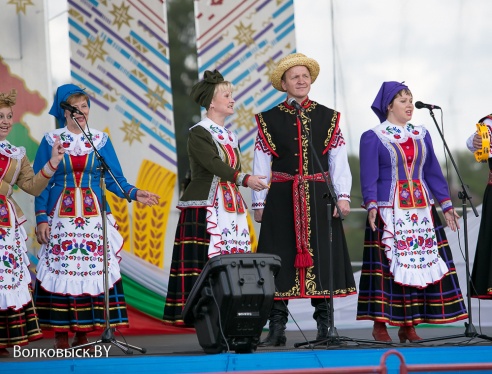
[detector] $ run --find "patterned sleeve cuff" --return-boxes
[36,212,48,225]
[440,199,453,213]
[128,187,138,200]
[338,193,351,202]
[366,201,378,211]
[235,172,249,187]
[41,161,58,179]
[251,201,265,209]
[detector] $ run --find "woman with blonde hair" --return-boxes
[163,70,268,325]
[0,89,64,357]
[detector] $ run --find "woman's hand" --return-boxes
[368,209,377,232]
[444,209,460,232]
[247,175,269,192]
[49,138,65,168]
[136,189,160,206]
[36,222,50,245]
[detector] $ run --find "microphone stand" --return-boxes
[66,112,147,354]
[414,108,492,344]
[292,109,387,348]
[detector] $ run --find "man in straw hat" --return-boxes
[252,53,356,346]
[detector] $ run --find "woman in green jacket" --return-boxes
[162,70,268,326]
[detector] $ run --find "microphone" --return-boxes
[60,101,84,115]
[287,97,304,112]
[415,101,441,110]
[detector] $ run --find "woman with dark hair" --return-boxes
[357,81,468,342]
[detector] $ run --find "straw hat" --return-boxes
[270,53,320,92]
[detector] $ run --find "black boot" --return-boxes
[259,303,288,347]
[313,301,330,340]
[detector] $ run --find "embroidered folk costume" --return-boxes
[32,84,159,347]
[357,82,467,340]
[163,71,255,326]
[253,99,356,299]
[0,89,61,354]
[466,115,492,299]
[252,53,356,346]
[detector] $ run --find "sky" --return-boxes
[294,0,492,157]
[47,0,492,157]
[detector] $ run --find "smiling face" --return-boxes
[387,89,413,126]
[64,94,90,133]
[281,65,312,102]
[209,83,235,117]
[0,106,14,141]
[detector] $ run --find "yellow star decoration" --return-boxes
[110,2,134,30]
[233,22,256,47]
[121,118,145,145]
[146,86,168,112]
[264,58,277,81]
[83,36,108,65]
[7,0,33,14]
[235,106,257,132]
[240,151,253,174]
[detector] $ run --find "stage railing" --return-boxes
[210,349,492,374]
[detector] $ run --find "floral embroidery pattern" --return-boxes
[393,210,439,270]
[378,123,423,143]
[209,191,251,256]
[218,219,250,255]
[0,196,11,227]
[0,229,27,292]
[42,215,111,278]
[0,142,18,154]
[209,123,234,142]
[49,129,106,157]
[398,180,427,209]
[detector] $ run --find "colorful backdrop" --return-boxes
[0,0,296,321]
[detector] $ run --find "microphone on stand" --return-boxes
[287,97,305,112]
[415,101,441,110]
[60,101,84,115]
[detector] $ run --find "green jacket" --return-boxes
[177,123,248,208]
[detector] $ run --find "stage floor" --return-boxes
[3,325,492,373]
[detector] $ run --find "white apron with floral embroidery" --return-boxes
[35,129,123,296]
[0,205,31,310]
[193,119,252,257]
[35,193,123,296]
[375,123,449,288]
[380,197,449,288]
[0,141,32,310]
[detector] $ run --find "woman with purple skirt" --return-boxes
[356,81,468,343]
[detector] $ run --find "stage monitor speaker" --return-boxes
[182,253,281,354]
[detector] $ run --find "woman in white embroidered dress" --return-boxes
[0,89,64,357]
[356,81,468,343]
[162,70,268,325]
[32,84,159,350]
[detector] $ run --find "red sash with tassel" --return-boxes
[271,171,329,269]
